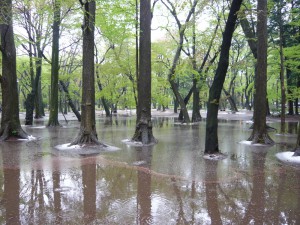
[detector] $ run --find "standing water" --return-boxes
[0,112,299,224]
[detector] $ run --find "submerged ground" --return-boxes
[0,109,299,224]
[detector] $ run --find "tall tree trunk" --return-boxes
[132,0,156,145]
[191,9,201,122]
[34,50,44,119]
[248,0,274,144]
[278,7,286,134]
[48,0,61,126]
[0,0,28,140]
[71,0,101,145]
[204,0,243,154]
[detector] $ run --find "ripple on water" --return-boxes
[105,197,137,223]
[151,193,175,222]
[54,186,74,193]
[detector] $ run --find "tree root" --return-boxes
[0,125,29,141]
[47,121,61,127]
[70,129,107,147]
[132,122,157,145]
[247,132,274,145]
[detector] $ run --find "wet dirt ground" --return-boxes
[0,110,299,224]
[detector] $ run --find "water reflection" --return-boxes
[0,117,299,224]
[82,158,96,224]
[205,160,222,225]
[242,150,267,224]
[136,146,152,224]
[2,145,21,225]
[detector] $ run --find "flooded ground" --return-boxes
[0,110,299,224]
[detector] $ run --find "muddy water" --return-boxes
[0,116,299,224]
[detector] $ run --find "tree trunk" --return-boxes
[192,79,201,122]
[161,0,199,124]
[178,86,193,120]
[48,0,61,127]
[248,0,274,144]
[294,121,300,156]
[286,68,294,115]
[132,0,156,145]
[34,51,44,119]
[279,11,286,134]
[59,80,81,121]
[0,0,28,140]
[222,88,238,112]
[204,0,243,154]
[96,69,111,117]
[71,0,101,145]
[191,9,201,122]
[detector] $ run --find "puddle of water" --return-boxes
[0,116,299,224]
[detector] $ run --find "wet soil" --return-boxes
[0,109,299,224]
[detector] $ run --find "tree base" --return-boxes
[70,129,106,147]
[0,125,29,141]
[132,121,157,145]
[47,121,61,127]
[203,152,227,160]
[247,132,274,145]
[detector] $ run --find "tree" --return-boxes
[14,0,52,124]
[131,0,156,144]
[48,0,61,127]
[204,0,243,154]
[0,0,28,140]
[160,0,199,124]
[71,0,101,145]
[247,0,274,144]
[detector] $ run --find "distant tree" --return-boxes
[160,0,199,123]
[48,0,61,127]
[14,0,52,124]
[0,0,29,140]
[247,0,274,144]
[71,0,101,145]
[132,0,156,144]
[204,0,243,154]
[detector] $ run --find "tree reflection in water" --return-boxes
[81,158,96,224]
[205,160,222,225]
[2,144,21,225]
[136,146,153,225]
[0,118,300,224]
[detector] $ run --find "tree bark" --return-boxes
[48,0,61,127]
[0,0,28,140]
[204,0,243,154]
[248,0,274,144]
[132,0,156,145]
[71,0,101,145]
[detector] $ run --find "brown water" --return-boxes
[0,116,299,224]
